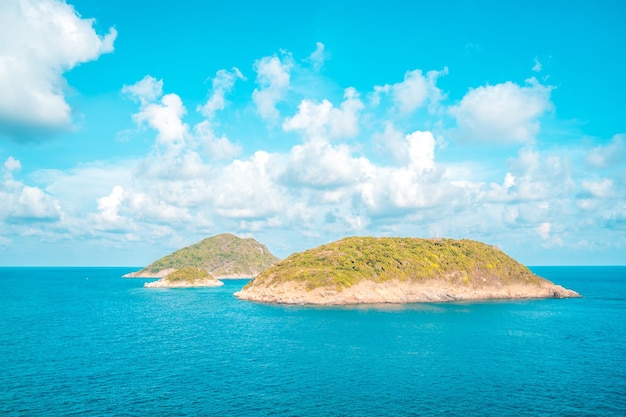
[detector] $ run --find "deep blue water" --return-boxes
[0,266,624,416]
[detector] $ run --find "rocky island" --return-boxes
[234,236,580,305]
[124,233,280,284]
[144,266,223,288]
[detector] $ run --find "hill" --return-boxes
[124,233,280,279]
[234,236,580,304]
[144,266,224,288]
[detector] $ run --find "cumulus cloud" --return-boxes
[213,151,285,219]
[0,157,62,223]
[449,78,553,143]
[3,156,21,173]
[124,76,189,149]
[358,131,455,216]
[122,75,163,105]
[134,94,188,147]
[406,131,436,174]
[372,122,408,164]
[281,140,372,189]
[125,74,242,162]
[283,88,364,141]
[0,0,116,140]
[252,54,293,122]
[372,68,448,114]
[94,185,129,230]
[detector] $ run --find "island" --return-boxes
[234,236,581,305]
[144,266,224,288]
[124,233,280,282]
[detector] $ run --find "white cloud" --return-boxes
[532,58,542,72]
[213,151,285,219]
[97,185,125,225]
[581,179,614,199]
[283,88,363,141]
[122,75,163,105]
[586,135,626,168]
[3,156,21,173]
[537,222,551,239]
[32,160,134,215]
[372,122,409,165]
[90,185,136,234]
[504,172,516,188]
[372,68,447,114]
[0,0,116,140]
[132,93,189,148]
[449,78,553,143]
[0,157,63,223]
[487,148,574,203]
[194,121,242,161]
[358,131,458,216]
[125,73,243,161]
[282,140,372,189]
[197,68,245,119]
[125,191,193,224]
[406,131,436,174]
[252,54,293,122]
[307,42,326,71]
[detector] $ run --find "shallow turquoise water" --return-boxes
[1,266,624,416]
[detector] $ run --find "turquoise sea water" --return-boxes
[1,266,624,416]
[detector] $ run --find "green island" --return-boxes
[144,266,223,288]
[234,236,581,305]
[124,233,280,280]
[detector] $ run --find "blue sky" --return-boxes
[0,0,625,266]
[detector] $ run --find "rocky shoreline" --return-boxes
[125,269,253,280]
[144,278,224,288]
[234,279,581,305]
[124,269,174,279]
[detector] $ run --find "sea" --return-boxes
[0,266,624,416]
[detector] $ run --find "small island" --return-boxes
[234,236,581,305]
[124,233,280,281]
[144,266,224,288]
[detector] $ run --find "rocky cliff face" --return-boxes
[234,237,581,305]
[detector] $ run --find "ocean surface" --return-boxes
[1,266,624,416]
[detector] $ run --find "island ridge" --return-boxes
[234,236,581,305]
[124,233,280,280]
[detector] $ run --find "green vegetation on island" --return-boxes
[236,236,580,304]
[242,236,572,294]
[144,266,224,288]
[126,233,280,278]
[163,266,215,283]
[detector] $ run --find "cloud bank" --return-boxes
[2,44,624,264]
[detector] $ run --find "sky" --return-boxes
[0,0,625,266]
